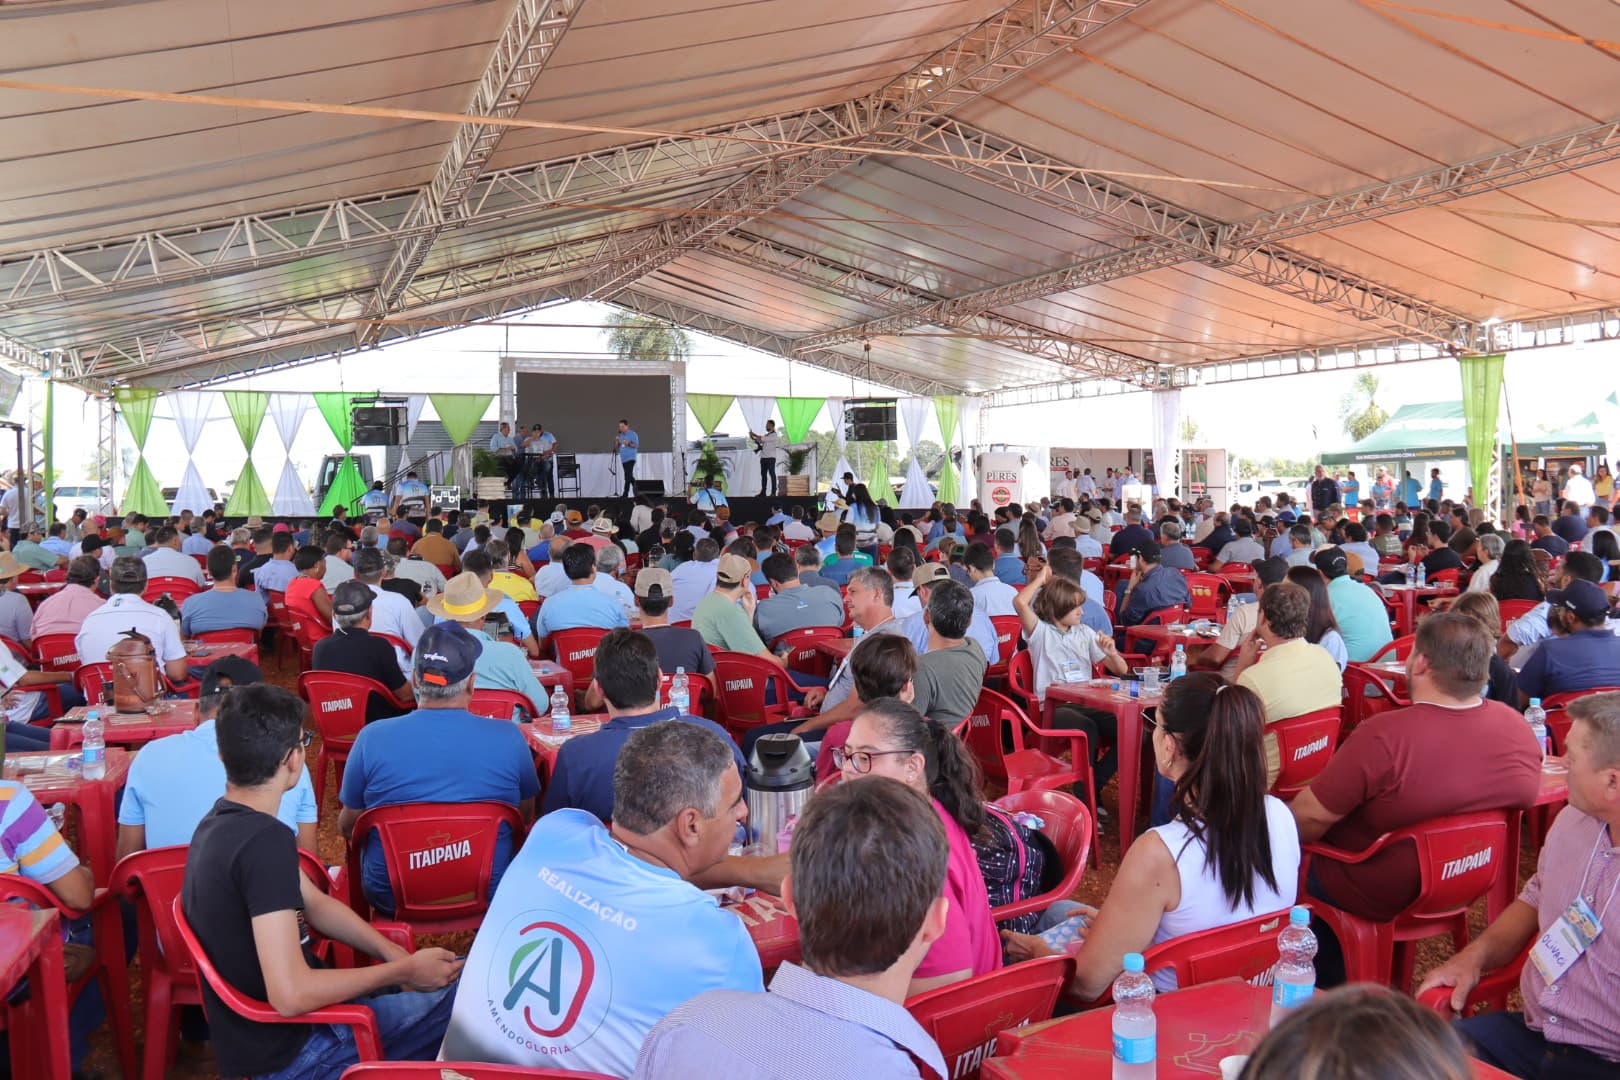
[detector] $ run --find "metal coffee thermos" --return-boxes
[745,733,815,854]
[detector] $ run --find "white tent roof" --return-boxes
[1,0,1617,397]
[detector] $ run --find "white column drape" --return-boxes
[1150,389,1182,499]
[733,397,777,496]
[829,456,854,501]
[405,394,428,440]
[898,397,934,506]
[168,391,216,514]
[736,397,775,438]
[958,397,982,500]
[267,394,318,516]
[825,398,846,448]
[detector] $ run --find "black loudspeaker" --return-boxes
[635,480,666,497]
[352,406,405,445]
[843,398,897,442]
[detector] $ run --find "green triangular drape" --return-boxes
[1460,354,1505,508]
[223,391,272,517]
[313,393,367,517]
[688,394,734,436]
[775,397,825,445]
[934,396,959,504]
[114,387,167,516]
[429,393,493,446]
[866,445,891,506]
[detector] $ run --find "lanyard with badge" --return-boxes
[1530,829,1620,986]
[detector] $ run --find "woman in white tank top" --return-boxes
[1002,673,1300,999]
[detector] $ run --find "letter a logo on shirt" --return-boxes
[504,921,596,1038]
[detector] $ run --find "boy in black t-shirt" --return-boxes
[180,684,461,1079]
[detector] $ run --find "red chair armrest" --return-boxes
[1302,836,1392,866]
[1417,949,1528,1019]
[374,923,415,955]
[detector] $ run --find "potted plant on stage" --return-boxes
[472,448,508,501]
[783,445,813,497]
[693,441,727,494]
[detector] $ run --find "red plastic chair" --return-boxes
[0,635,29,667]
[345,801,527,935]
[1304,810,1513,991]
[373,632,414,658]
[770,625,843,678]
[190,553,209,571]
[1341,663,1410,737]
[1417,944,1529,1019]
[1366,633,1416,665]
[985,615,1021,684]
[468,688,544,722]
[1140,907,1293,991]
[1269,707,1344,800]
[72,661,114,706]
[142,576,202,604]
[516,599,541,629]
[172,897,386,1064]
[342,1064,620,1079]
[711,652,811,742]
[658,670,716,719]
[905,954,1073,1080]
[549,627,608,694]
[298,670,395,808]
[112,846,198,1080]
[263,588,298,665]
[989,790,1092,924]
[1497,599,1539,629]
[1006,649,1036,717]
[192,626,259,649]
[0,875,136,1079]
[32,632,81,673]
[1540,687,1620,754]
[1182,572,1231,620]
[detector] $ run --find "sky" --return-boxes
[22,299,1620,497]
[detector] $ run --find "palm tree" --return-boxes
[604,312,692,363]
[1340,372,1389,442]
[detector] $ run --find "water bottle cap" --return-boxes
[1290,906,1310,926]
[1122,953,1145,973]
[676,666,685,675]
[1530,698,1541,707]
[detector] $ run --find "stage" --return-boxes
[482,494,835,528]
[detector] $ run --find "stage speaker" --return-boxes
[635,480,665,497]
[843,398,897,442]
[352,406,405,445]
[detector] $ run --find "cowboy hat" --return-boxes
[425,571,505,623]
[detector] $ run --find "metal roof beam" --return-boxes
[713,233,1156,378]
[573,0,1155,301]
[364,0,586,341]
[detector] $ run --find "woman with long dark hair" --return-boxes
[1404,512,1434,558]
[1590,529,1620,583]
[1016,514,1045,561]
[503,526,536,577]
[1002,674,1299,999]
[838,697,1001,995]
[1285,565,1346,670]
[842,483,881,558]
[1488,538,1545,603]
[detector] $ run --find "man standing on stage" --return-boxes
[750,419,782,498]
[525,423,556,500]
[617,418,639,498]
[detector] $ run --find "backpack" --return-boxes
[975,805,1062,934]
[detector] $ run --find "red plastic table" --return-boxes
[3,748,131,886]
[0,905,70,1079]
[521,714,604,785]
[1379,582,1457,636]
[980,980,1514,1079]
[1121,623,1221,661]
[527,658,575,702]
[812,638,855,663]
[1043,680,1164,850]
[50,700,202,749]
[722,891,801,968]
[1216,568,1257,594]
[13,582,65,609]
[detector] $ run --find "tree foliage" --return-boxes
[1178,415,1201,444]
[603,312,692,363]
[1339,372,1389,442]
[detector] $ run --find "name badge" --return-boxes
[1530,895,1603,984]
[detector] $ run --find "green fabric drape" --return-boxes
[688,394,734,436]
[775,397,825,445]
[320,456,368,517]
[1460,353,1506,507]
[114,387,167,516]
[429,393,493,446]
[865,445,891,506]
[934,396,959,504]
[223,391,272,517]
[313,393,367,517]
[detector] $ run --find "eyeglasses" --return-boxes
[831,746,914,774]
[288,728,315,754]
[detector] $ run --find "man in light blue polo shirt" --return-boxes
[117,657,318,858]
[428,571,546,705]
[536,543,630,638]
[1313,547,1393,662]
[439,721,762,1076]
[616,418,640,498]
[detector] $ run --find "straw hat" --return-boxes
[425,571,505,623]
[815,511,841,534]
[0,553,25,581]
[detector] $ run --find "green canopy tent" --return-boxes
[1321,401,1605,465]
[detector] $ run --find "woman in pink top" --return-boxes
[838,697,1001,995]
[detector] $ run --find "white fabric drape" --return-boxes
[898,397,931,446]
[897,397,935,507]
[168,392,216,514]
[271,459,317,516]
[958,397,981,491]
[899,459,933,508]
[1150,389,1182,498]
[405,394,428,440]
[267,394,318,515]
[737,397,775,440]
[267,394,311,448]
[825,398,846,448]
[830,456,854,500]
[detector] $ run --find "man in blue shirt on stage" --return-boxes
[617,418,640,498]
[438,721,763,1076]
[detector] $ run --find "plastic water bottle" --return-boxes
[670,667,691,714]
[1404,562,1415,586]
[1111,953,1156,1079]
[1415,561,1426,587]
[1169,644,1187,682]
[1525,698,1549,759]
[81,709,106,780]
[549,685,571,732]
[1269,906,1318,1027]
[1226,593,1239,624]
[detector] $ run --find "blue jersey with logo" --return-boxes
[438,809,762,1075]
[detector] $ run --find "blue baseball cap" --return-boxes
[413,622,479,687]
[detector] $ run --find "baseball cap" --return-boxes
[1548,579,1612,622]
[635,567,674,599]
[1312,546,1349,578]
[413,622,480,687]
[199,656,263,699]
[331,580,375,617]
[716,553,752,586]
[1131,538,1161,560]
[912,562,950,586]
[566,510,583,525]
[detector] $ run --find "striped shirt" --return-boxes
[1518,806,1620,1063]
[632,961,947,1079]
[0,780,80,885]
